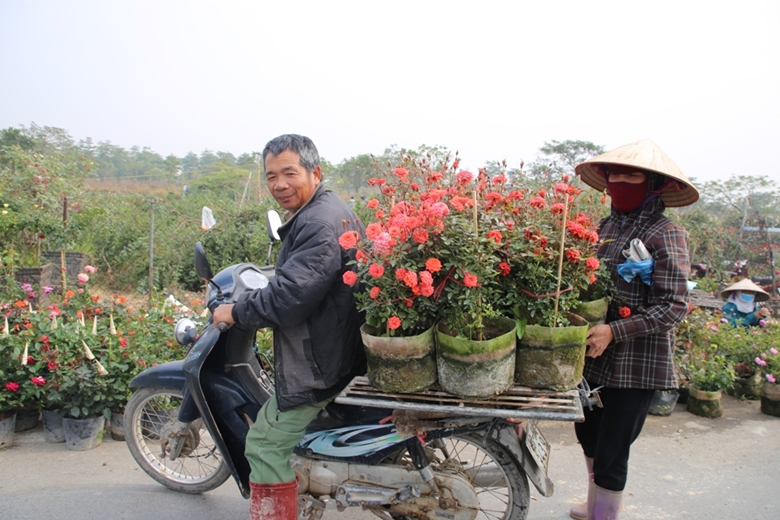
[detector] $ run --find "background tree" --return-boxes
[526,139,605,186]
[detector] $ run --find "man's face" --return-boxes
[265,150,321,212]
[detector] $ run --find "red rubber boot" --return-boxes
[249,480,298,520]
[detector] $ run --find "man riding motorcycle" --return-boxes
[212,134,366,520]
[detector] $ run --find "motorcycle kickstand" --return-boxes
[299,495,328,520]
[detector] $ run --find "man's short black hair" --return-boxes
[262,134,321,173]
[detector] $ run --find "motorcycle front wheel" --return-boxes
[389,432,531,520]
[124,386,230,494]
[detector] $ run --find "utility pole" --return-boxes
[149,199,155,305]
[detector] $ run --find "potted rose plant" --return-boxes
[490,175,606,391]
[343,155,513,397]
[751,319,780,417]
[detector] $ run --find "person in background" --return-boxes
[720,278,772,326]
[572,139,698,520]
[213,134,365,520]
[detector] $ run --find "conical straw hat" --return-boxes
[720,278,770,302]
[575,139,699,207]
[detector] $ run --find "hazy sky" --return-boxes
[1,1,778,184]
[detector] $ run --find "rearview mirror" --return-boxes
[194,242,214,281]
[266,210,282,242]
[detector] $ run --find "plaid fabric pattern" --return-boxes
[583,198,690,389]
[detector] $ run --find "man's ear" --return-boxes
[312,165,322,186]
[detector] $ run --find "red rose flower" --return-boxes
[369,287,381,299]
[5,382,20,392]
[338,231,359,250]
[619,306,631,318]
[388,316,401,330]
[368,263,385,278]
[342,271,358,286]
[425,258,442,273]
[463,272,478,288]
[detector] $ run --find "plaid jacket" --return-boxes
[583,198,690,389]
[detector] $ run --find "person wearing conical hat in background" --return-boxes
[720,278,772,327]
[570,139,698,520]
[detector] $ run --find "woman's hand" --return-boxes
[585,324,614,358]
[756,307,772,319]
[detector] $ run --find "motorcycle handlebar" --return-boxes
[216,322,230,332]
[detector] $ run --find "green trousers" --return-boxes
[245,394,330,484]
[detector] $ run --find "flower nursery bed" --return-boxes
[335,376,584,422]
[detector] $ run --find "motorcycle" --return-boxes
[124,210,581,520]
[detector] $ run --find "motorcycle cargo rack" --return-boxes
[335,376,584,422]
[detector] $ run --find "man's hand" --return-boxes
[585,324,614,358]
[213,304,236,330]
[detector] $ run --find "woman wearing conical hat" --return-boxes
[570,139,698,520]
[720,278,772,327]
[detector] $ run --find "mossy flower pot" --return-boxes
[572,298,609,327]
[361,324,437,393]
[727,372,762,401]
[760,383,780,418]
[435,317,516,399]
[514,314,589,391]
[686,385,723,418]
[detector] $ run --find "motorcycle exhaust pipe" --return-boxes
[466,464,505,487]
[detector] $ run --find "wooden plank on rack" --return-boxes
[334,376,585,422]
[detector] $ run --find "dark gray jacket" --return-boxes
[233,185,365,411]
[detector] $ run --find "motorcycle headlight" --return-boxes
[174,318,198,346]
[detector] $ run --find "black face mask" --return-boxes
[606,178,649,212]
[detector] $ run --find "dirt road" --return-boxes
[1,394,778,519]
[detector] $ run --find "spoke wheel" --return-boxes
[388,433,530,520]
[124,387,230,494]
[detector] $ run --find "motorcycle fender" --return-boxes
[129,360,186,391]
[493,424,554,497]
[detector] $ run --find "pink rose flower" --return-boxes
[77,273,89,284]
[31,376,46,386]
[84,265,97,274]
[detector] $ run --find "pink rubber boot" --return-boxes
[569,456,593,520]
[587,482,623,520]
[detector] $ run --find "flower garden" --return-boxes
[0,266,201,448]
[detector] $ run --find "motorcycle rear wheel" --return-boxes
[124,386,230,494]
[389,432,530,520]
